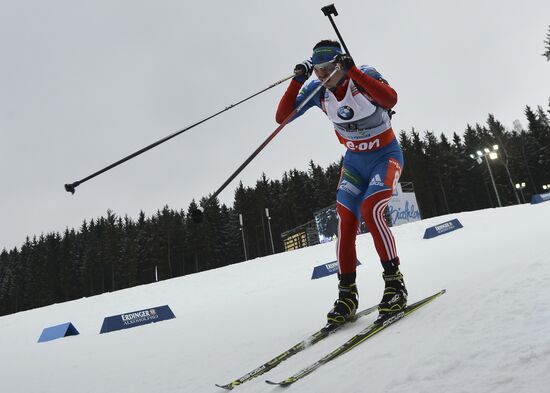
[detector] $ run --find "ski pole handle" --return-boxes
[321,4,351,56]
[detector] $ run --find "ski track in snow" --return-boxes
[389,256,550,393]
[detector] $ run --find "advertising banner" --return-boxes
[423,219,463,239]
[311,260,362,279]
[531,192,550,204]
[100,305,176,334]
[387,183,422,226]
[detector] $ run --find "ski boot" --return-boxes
[327,273,358,326]
[378,258,408,316]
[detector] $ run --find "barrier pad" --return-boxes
[531,193,550,204]
[423,219,463,239]
[100,305,175,334]
[38,322,79,343]
[311,260,361,279]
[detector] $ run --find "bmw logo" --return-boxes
[337,106,354,120]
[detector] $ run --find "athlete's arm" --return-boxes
[348,66,397,110]
[276,79,303,124]
[275,80,322,124]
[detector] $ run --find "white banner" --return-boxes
[387,183,422,226]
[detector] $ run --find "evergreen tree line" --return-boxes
[1,104,549,316]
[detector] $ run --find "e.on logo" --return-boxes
[345,139,380,151]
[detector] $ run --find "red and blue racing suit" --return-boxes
[276,65,402,274]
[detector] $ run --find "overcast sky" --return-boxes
[1,0,549,250]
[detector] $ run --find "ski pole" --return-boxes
[321,4,351,56]
[64,73,296,194]
[192,67,341,223]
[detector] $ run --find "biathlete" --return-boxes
[276,39,408,325]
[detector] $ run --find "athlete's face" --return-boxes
[314,62,345,89]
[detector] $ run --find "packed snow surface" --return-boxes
[2,202,550,393]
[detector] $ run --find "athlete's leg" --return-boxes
[360,156,402,263]
[360,153,408,314]
[335,166,366,275]
[327,165,366,325]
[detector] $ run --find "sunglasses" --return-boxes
[313,61,337,72]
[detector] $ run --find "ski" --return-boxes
[215,303,378,390]
[266,289,446,387]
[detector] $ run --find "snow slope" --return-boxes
[1,202,550,393]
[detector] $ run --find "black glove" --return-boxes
[334,54,355,72]
[293,59,313,82]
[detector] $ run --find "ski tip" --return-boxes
[215,383,233,390]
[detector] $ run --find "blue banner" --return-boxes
[311,260,361,279]
[423,218,463,239]
[38,322,79,343]
[531,193,550,204]
[100,305,176,334]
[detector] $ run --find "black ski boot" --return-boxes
[378,258,408,316]
[327,273,358,326]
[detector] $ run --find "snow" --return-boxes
[1,202,550,393]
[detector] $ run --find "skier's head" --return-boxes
[312,40,345,89]
[311,40,342,65]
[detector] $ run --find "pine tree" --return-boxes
[59,228,80,302]
[324,159,343,191]
[486,115,522,204]
[424,131,450,214]
[117,215,137,288]
[523,106,547,193]
[449,132,478,211]
[3,248,21,314]
[544,26,550,61]
[184,200,206,273]
[134,211,153,283]
[251,175,272,258]
[281,169,315,227]
[219,205,242,262]
[232,183,253,260]
[409,130,436,217]
[0,249,13,315]
[201,196,227,269]
[308,161,333,211]
[155,206,177,279]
